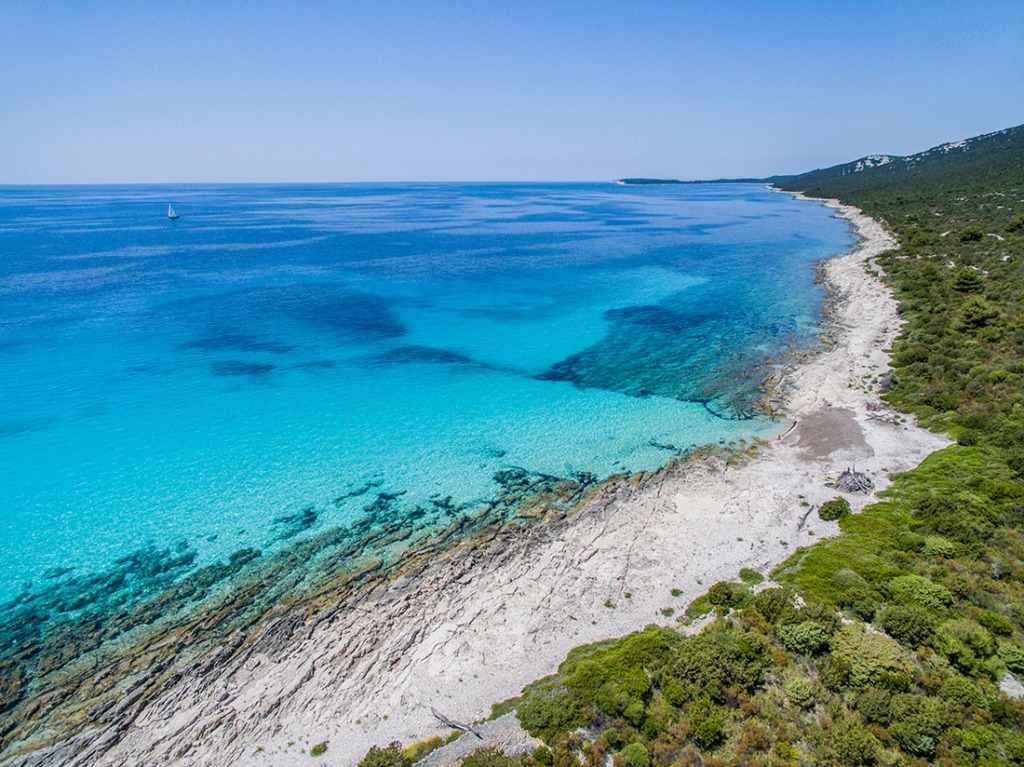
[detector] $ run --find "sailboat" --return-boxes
[167,203,180,220]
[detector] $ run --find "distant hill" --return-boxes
[614,178,685,185]
[772,123,1024,201]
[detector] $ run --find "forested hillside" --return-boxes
[361,125,1024,767]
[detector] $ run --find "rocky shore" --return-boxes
[1,195,949,767]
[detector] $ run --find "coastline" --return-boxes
[3,195,949,767]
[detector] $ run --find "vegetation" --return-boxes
[310,740,328,757]
[818,497,851,521]
[361,124,1024,766]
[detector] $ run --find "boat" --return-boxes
[167,204,180,220]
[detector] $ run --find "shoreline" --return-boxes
[4,195,950,767]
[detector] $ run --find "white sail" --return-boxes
[167,204,179,219]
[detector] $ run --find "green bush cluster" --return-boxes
[818,496,851,521]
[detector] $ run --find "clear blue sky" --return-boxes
[2,1,1022,183]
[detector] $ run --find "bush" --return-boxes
[671,624,770,695]
[890,694,952,757]
[883,575,955,611]
[783,678,815,708]
[359,742,412,767]
[618,742,650,767]
[532,747,553,767]
[921,535,959,558]
[517,690,582,741]
[706,581,748,609]
[877,605,936,648]
[777,621,831,655]
[739,568,764,585]
[310,741,328,757]
[977,609,1014,636]
[461,747,528,767]
[934,620,997,675]
[952,267,984,292]
[403,737,444,763]
[958,224,984,242]
[827,719,880,766]
[854,688,892,724]
[830,624,915,688]
[754,587,796,623]
[939,674,985,708]
[691,712,724,749]
[998,643,1024,674]
[819,655,852,691]
[818,497,851,521]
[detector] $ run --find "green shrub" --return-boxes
[660,676,686,707]
[952,267,984,292]
[921,535,959,558]
[706,581,749,609]
[854,688,892,724]
[934,620,997,675]
[883,575,955,611]
[671,623,770,695]
[359,742,412,767]
[877,605,936,648]
[978,609,1014,636]
[827,719,880,766]
[783,678,815,708]
[958,224,984,242]
[691,709,724,749]
[998,643,1024,674]
[310,741,328,757]
[777,621,831,655]
[890,694,953,757]
[460,747,528,767]
[623,700,645,727]
[939,674,986,708]
[516,690,582,741]
[618,742,650,767]
[958,428,983,446]
[402,737,444,763]
[818,497,851,522]
[753,587,796,623]
[738,568,764,585]
[818,655,852,691]
[830,624,915,688]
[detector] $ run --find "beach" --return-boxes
[4,195,948,767]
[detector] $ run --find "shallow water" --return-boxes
[0,183,852,610]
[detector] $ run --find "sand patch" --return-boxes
[795,407,870,462]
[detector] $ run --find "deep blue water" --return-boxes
[0,183,852,606]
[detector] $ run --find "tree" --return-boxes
[951,267,984,293]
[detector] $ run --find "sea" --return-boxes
[0,182,853,636]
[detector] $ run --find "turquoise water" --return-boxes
[0,183,852,611]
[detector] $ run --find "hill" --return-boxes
[773,124,1024,211]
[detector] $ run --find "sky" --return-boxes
[1,1,1023,183]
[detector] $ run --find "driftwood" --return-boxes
[826,468,875,494]
[431,706,484,739]
[797,506,816,531]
